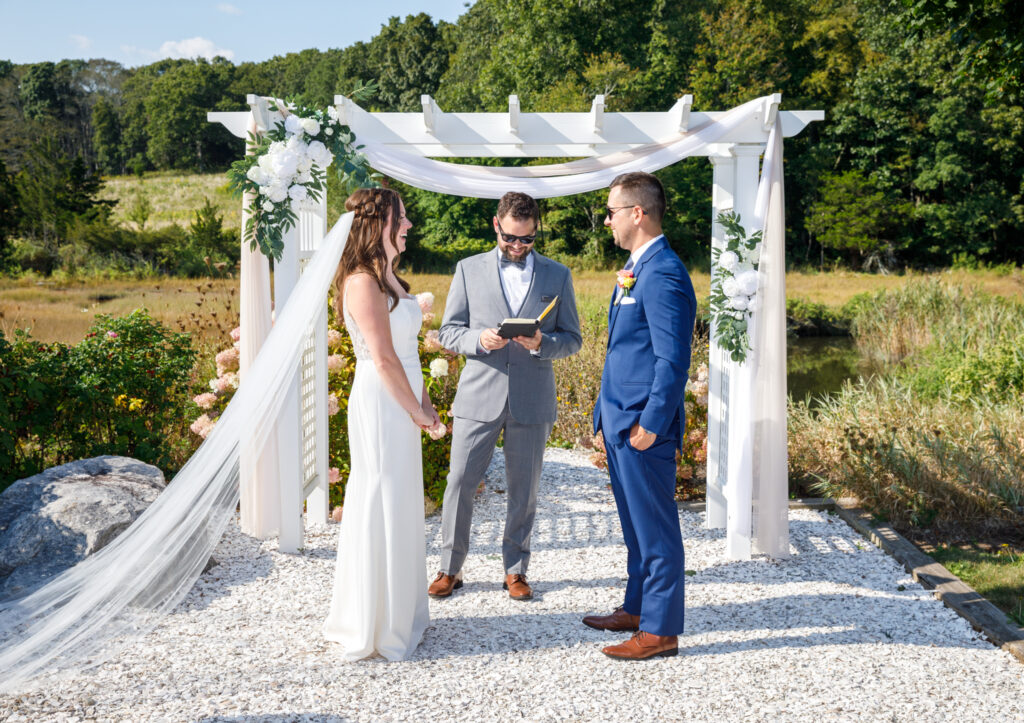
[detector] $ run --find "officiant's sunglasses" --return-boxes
[495,219,537,245]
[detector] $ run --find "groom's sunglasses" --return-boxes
[496,218,537,245]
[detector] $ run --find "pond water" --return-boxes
[787,336,871,403]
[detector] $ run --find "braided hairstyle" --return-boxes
[332,187,410,322]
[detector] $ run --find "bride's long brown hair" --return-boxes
[332,187,410,322]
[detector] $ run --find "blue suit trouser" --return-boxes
[604,435,685,636]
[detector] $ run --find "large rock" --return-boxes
[0,455,165,600]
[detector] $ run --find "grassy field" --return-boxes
[99,172,241,231]
[4,267,1023,346]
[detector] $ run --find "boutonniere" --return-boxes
[615,269,635,305]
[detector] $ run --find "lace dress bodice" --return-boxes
[343,292,422,362]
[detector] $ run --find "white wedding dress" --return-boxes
[323,295,429,660]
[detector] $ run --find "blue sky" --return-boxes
[0,1,474,67]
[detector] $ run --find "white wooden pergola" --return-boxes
[210,93,823,553]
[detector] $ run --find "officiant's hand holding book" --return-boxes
[497,296,559,339]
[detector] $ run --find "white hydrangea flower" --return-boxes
[288,184,308,202]
[728,295,749,311]
[284,114,303,136]
[429,358,449,378]
[267,182,288,203]
[718,250,739,272]
[737,270,759,296]
[246,165,268,185]
[722,277,741,298]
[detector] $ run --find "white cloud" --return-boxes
[70,34,92,51]
[158,37,235,61]
[217,3,243,15]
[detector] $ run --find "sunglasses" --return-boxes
[496,218,537,245]
[603,205,645,219]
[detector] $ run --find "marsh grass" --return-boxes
[789,378,1024,529]
[99,172,240,231]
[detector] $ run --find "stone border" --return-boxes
[678,496,1024,663]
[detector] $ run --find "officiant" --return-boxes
[431,191,582,601]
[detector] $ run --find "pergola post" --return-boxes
[706,150,735,530]
[275,224,304,553]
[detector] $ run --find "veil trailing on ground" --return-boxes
[0,213,353,693]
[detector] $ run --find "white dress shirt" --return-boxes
[478,248,537,355]
[499,248,535,315]
[614,234,663,303]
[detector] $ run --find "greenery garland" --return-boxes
[227,85,380,261]
[710,210,762,363]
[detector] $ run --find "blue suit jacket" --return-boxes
[592,238,697,449]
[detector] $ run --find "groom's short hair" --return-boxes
[496,191,540,227]
[610,172,666,224]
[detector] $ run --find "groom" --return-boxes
[587,172,696,660]
[431,191,582,601]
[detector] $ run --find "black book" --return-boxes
[498,296,559,339]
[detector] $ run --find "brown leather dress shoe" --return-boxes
[427,571,463,599]
[503,573,533,600]
[602,631,679,660]
[582,606,640,632]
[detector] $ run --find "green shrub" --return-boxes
[0,310,197,492]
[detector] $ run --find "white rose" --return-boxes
[262,200,275,212]
[728,295,749,311]
[288,184,308,202]
[324,127,334,136]
[718,250,739,272]
[246,165,267,185]
[429,358,449,378]
[300,117,320,136]
[267,182,288,203]
[284,114,303,136]
[722,277,741,298]
[737,270,759,296]
[296,170,312,184]
[257,153,276,175]
[297,156,313,173]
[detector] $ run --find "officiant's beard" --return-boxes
[499,246,532,263]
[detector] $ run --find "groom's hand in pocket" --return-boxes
[629,423,656,451]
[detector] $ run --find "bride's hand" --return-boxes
[410,407,433,429]
[423,403,441,429]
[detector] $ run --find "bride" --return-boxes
[323,188,439,660]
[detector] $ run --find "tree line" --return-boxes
[1,0,1021,273]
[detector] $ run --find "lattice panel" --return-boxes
[300,329,318,486]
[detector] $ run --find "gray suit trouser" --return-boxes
[440,402,553,576]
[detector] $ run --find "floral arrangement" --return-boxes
[226,86,380,261]
[710,210,762,364]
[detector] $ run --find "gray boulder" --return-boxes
[0,456,166,600]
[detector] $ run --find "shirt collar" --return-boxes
[629,235,664,268]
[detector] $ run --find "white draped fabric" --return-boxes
[0,214,354,693]
[238,117,281,539]
[724,123,790,559]
[361,96,769,198]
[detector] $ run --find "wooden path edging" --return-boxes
[677,497,1024,663]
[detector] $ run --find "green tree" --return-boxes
[368,14,454,111]
[91,96,123,174]
[806,169,910,269]
[0,158,19,264]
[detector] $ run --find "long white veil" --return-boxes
[0,213,353,693]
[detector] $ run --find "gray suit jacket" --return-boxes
[439,248,582,424]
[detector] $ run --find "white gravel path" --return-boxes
[3,447,1022,722]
